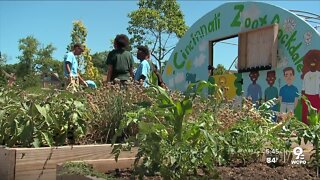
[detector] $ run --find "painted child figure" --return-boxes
[247,70,262,105]
[264,70,279,121]
[301,49,320,125]
[279,67,299,113]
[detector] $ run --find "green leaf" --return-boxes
[41,131,54,147]
[32,137,41,148]
[181,99,192,115]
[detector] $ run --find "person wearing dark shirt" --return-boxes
[106,34,134,83]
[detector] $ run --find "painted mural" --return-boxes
[162,2,320,123]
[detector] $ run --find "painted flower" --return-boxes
[186,60,192,71]
[166,64,173,76]
[284,17,296,33]
[174,72,185,84]
[304,31,312,46]
[277,56,289,68]
[199,40,207,52]
[194,53,206,67]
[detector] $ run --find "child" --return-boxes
[134,45,151,87]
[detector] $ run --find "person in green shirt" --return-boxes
[106,34,134,84]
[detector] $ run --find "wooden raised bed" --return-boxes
[0,145,137,180]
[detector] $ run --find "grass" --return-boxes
[60,161,115,179]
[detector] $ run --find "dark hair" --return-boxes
[249,70,259,75]
[137,45,150,55]
[283,67,295,75]
[73,43,84,50]
[114,34,129,50]
[267,70,276,77]
[208,65,215,71]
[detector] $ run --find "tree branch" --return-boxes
[161,46,175,60]
[162,33,171,51]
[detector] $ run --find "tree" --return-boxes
[213,64,226,75]
[17,36,39,76]
[127,0,188,71]
[67,21,99,81]
[34,44,57,72]
[91,51,109,74]
[0,51,7,67]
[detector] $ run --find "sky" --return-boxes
[0,0,319,69]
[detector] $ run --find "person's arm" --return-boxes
[78,73,88,87]
[106,51,113,82]
[129,54,134,79]
[65,62,71,76]
[152,63,165,87]
[294,97,298,108]
[302,75,306,95]
[107,65,113,82]
[129,67,134,79]
[138,62,149,81]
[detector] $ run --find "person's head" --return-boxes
[266,70,276,86]
[208,65,215,76]
[137,45,150,61]
[114,34,130,50]
[249,70,259,83]
[73,43,84,55]
[303,49,320,72]
[283,67,295,85]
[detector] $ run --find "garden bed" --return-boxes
[0,144,137,180]
[104,163,319,179]
[55,141,318,179]
[56,158,319,180]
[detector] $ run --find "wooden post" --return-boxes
[0,147,16,180]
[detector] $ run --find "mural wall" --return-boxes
[162,2,320,123]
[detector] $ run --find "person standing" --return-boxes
[134,45,151,87]
[106,34,134,84]
[64,43,88,92]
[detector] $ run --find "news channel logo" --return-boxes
[291,147,306,165]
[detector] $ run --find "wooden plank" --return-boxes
[85,158,136,173]
[272,24,278,68]
[0,147,16,180]
[15,168,56,180]
[15,145,137,171]
[13,144,137,180]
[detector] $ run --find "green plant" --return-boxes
[112,81,223,179]
[60,161,113,179]
[0,87,88,147]
[296,96,320,176]
[86,82,152,144]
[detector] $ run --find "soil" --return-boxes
[217,163,319,180]
[107,163,320,180]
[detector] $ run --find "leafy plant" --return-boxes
[60,161,113,179]
[296,96,320,176]
[112,81,224,179]
[86,82,152,144]
[0,87,88,147]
